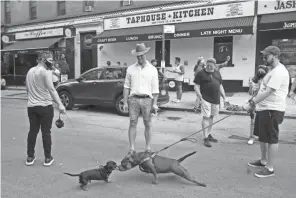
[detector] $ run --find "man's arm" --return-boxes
[43,70,63,106]
[220,84,226,100]
[194,84,202,99]
[289,78,296,95]
[123,68,131,103]
[152,68,159,106]
[216,56,230,70]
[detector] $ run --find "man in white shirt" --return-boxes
[243,46,289,178]
[123,43,159,156]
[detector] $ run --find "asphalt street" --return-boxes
[1,98,296,198]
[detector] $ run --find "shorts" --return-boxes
[128,96,152,122]
[254,110,285,144]
[201,99,219,118]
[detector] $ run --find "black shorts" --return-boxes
[254,110,285,144]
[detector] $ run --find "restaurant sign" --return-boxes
[259,20,296,30]
[91,26,253,44]
[104,1,254,30]
[15,28,64,40]
[258,0,296,15]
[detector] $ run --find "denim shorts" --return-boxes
[128,97,152,121]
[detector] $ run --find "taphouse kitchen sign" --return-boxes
[258,0,296,15]
[104,1,255,30]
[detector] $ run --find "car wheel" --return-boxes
[59,91,74,110]
[115,95,129,116]
[1,78,6,90]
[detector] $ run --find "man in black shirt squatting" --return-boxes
[194,58,227,147]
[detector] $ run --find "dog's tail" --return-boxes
[177,151,196,163]
[63,172,81,177]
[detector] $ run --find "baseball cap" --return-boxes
[260,46,281,56]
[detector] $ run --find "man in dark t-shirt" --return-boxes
[194,58,227,147]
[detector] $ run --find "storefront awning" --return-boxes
[259,12,296,31]
[93,16,254,44]
[2,37,63,54]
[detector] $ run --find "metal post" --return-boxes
[162,31,165,74]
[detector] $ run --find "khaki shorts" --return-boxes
[128,97,152,122]
[201,100,219,118]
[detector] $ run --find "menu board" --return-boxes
[272,39,296,78]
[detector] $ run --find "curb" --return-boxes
[160,106,296,120]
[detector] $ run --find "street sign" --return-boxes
[163,25,175,34]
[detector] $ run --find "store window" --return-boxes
[214,36,233,66]
[4,1,11,24]
[272,39,296,78]
[121,0,132,6]
[57,0,66,16]
[29,0,37,20]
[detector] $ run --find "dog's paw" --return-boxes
[107,179,112,183]
[80,186,88,191]
[152,180,158,185]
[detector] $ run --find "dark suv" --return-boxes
[56,66,170,116]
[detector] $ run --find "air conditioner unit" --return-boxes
[85,5,93,12]
[122,0,131,6]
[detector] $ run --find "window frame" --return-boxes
[57,0,66,16]
[4,1,11,24]
[81,69,103,81]
[29,0,37,20]
[84,0,94,7]
[121,0,132,7]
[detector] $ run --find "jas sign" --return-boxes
[258,0,296,15]
[104,1,255,30]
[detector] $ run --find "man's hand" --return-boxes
[242,102,251,111]
[151,104,158,114]
[123,101,129,112]
[288,91,295,99]
[58,104,66,114]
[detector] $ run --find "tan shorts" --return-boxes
[201,100,219,118]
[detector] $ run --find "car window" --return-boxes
[81,69,102,80]
[101,68,124,80]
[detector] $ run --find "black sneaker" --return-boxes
[204,138,212,147]
[248,159,266,168]
[255,167,274,178]
[26,156,36,166]
[44,156,55,167]
[208,134,218,143]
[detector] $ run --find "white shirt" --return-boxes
[256,63,289,112]
[174,64,184,82]
[52,68,60,82]
[124,61,159,98]
[26,66,53,107]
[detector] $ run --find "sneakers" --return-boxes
[247,137,255,145]
[172,99,181,103]
[248,159,266,168]
[204,138,212,147]
[26,156,36,166]
[255,167,275,178]
[44,156,55,167]
[208,134,218,143]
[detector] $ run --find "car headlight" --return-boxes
[161,90,166,95]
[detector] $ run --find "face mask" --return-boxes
[45,60,53,69]
[257,71,266,79]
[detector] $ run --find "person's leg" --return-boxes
[207,104,219,143]
[178,81,183,101]
[248,111,256,144]
[40,105,54,166]
[127,97,140,153]
[200,100,211,147]
[26,107,41,165]
[141,98,153,151]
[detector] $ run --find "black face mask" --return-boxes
[45,60,53,70]
[257,71,266,79]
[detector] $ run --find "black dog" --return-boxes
[118,151,206,187]
[64,161,118,191]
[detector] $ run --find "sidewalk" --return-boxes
[1,88,296,119]
[162,91,296,119]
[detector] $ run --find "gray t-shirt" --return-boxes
[26,66,52,107]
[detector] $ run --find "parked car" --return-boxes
[56,65,170,116]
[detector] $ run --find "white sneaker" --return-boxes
[247,138,255,145]
[175,100,181,103]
